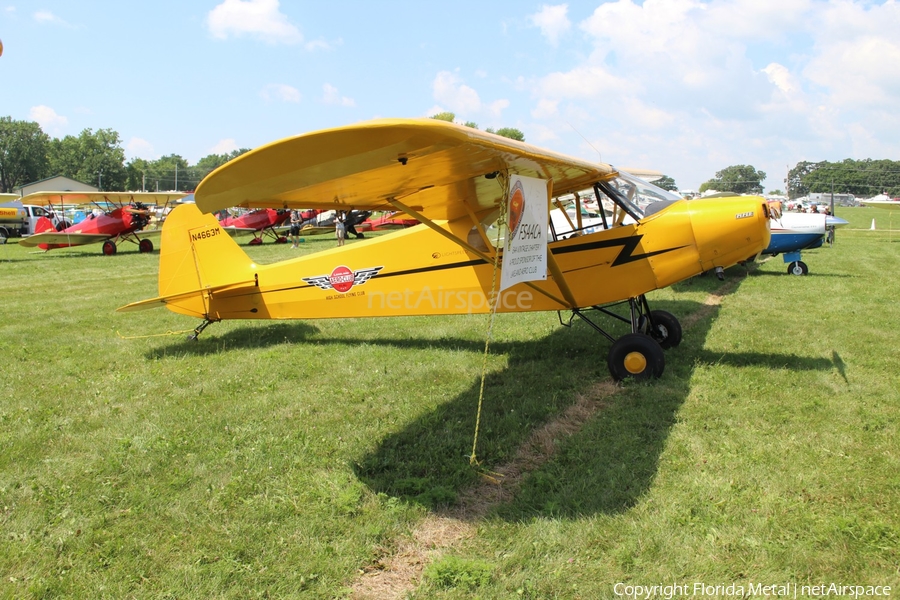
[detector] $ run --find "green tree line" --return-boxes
[787,159,900,199]
[0,116,248,193]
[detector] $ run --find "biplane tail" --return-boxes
[117,203,257,318]
[34,216,56,234]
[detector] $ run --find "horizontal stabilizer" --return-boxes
[116,279,257,313]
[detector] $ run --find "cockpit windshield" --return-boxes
[597,171,682,221]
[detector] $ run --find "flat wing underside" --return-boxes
[18,232,110,247]
[194,118,615,223]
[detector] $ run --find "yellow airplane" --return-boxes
[119,119,771,380]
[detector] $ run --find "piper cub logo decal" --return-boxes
[303,266,384,293]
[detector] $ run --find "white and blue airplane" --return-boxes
[764,211,849,275]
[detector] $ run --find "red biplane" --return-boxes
[218,208,292,244]
[18,192,186,255]
[357,211,418,232]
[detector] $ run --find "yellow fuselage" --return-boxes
[153,196,769,322]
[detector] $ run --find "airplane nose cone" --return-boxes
[826,216,849,228]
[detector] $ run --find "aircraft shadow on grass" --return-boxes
[145,278,837,520]
[348,300,835,520]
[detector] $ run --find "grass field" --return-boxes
[1,207,898,599]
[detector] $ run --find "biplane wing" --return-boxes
[20,191,187,207]
[19,231,111,247]
[298,224,335,236]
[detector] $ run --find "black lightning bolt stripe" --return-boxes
[549,234,688,266]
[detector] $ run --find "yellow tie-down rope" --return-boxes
[116,328,197,340]
[469,177,509,481]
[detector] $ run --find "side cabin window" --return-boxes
[549,171,682,241]
[472,171,682,248]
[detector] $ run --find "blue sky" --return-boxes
[3,0,900,193]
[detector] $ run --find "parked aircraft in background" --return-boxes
[862,194,900,210]
[119,119,771,381]
[764,210,849,275]
[18,192,186,254]
[358,211,419,232]
[218,208,291,244]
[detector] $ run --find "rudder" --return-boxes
[157,204,257,315]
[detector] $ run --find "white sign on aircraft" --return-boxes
[500,175,549,292]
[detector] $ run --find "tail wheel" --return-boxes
[102,240,117,256]
[607,333,665,381]
[647,310,682,349]
[787,261,808,275]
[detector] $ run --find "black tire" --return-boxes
[0,226,8,243]
[787,261,808,276]
[607,333,665,381]
[647,310,682,349]
[139,238,154,253]
[102,240,117,256]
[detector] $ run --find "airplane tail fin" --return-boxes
[34,216,56,234]
[118,203,257,317]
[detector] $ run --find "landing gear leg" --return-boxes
[187,319,214,341]
[562,295,680,381]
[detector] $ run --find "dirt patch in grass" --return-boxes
[349,381,618,599]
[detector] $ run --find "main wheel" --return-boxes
[607,333,665,381]
[787,260,808,275]
[101,240,117,255]
[139,238,154,253]
[647,310,682,349]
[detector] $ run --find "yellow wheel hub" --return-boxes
[623,351,647,374]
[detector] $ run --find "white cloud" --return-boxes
[29,105,67,135]
[322,83,355,107]
[210,139,239,155]
[531,98,559,119]
[206,0,302,44]
[126,138,156,160]
[260,83,301,103]
[33,10,69,26]
[432,70,482,114]
[486,99,510,118]
[530,4,571,47]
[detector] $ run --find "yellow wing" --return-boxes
[194,118,615,222]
